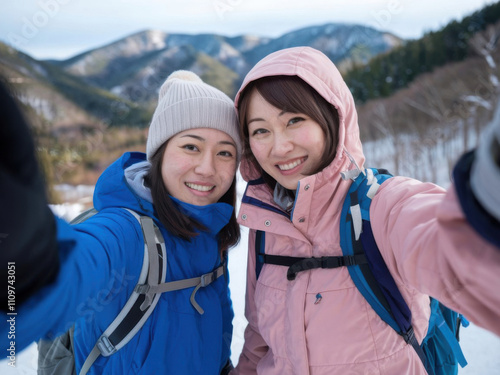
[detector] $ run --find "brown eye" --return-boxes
[252,128,269,135]
[218,151,234,157]
[181,144,199,151]
[252,128,268,136]
[288,117,305,125]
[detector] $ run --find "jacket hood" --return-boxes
[235,46,365,183]
[94,152,156,217]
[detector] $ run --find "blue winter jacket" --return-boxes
[3,152,234,374]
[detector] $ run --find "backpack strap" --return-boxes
[79,209,166,375]
[255,230,266,279]
[342,168,468,374]
[257,252,368,281]
[70,208,99,225]
[340,169,439,373]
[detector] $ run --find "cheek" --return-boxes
[160,163,174,192]
[249,139,268,162]
[300,128,325,154]
[161,156,189,185]
[221,162,237,185]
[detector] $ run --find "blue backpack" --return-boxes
[254,168,469,375]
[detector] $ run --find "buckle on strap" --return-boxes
[200,269,219,287]
[287,256,352,281]
[190,266,223,315]
[134,284,150,294]
[402,326,416,344]
[96,336,116,357]
[321,256,342,268]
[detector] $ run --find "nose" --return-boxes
[194,152,216,176]
[271,132,293,157]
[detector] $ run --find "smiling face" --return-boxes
[161,128,237,205]
[246,89,326,190]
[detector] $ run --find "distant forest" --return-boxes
[345,1,500,102]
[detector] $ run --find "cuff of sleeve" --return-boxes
[453,150,500,248]
[470,123,500,220]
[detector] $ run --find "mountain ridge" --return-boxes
[47,23,401,103]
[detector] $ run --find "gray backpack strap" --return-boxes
[78,346,99,375]
[79,209,166,375]
[70,208,98,225]
[137,214,161,311]
[135,264,225,314]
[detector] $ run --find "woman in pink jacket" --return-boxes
[232,46,500,374]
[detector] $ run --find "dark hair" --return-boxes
[145,142,240,254]
[238,75,339,190]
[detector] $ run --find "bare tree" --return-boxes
[463,22,500,145]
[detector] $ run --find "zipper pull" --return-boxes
[314,293,322,305]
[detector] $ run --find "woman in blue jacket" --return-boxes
[0,71,241,374]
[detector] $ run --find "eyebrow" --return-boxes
[247,110,287,125]
[180,134,236,148]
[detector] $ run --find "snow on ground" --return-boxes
[2,179,499,374]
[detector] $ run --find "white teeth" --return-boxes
[186,183,214,192]
[278,159,303,171]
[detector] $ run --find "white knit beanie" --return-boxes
[146,70,241,160]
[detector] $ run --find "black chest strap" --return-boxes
[259,253,368,280]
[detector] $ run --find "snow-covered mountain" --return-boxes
[48,23,401,102]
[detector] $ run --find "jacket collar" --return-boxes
[171,196,234,235]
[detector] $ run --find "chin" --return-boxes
[279,181,299,191]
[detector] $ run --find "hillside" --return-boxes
[0,42,152,130]
[357,20,500,183]
[345,1,500,102]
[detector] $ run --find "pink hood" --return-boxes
[235,46,365,183]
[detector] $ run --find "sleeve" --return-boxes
[233,229,269,374]
[370,177,500,336]
[1,208,144,352]
[0,79,59,307]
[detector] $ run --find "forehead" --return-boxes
[247,89,282,115]
[171,128,234,142]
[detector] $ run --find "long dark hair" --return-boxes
[238,75,339,190]
[145,142,240,254]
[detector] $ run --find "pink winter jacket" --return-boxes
[232,47,500,375]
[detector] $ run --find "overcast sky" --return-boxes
[0,0,497,60]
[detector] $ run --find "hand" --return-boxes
[0,78,59,308]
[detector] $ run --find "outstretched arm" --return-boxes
[0,79,59,309]
[371,114,500,336]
